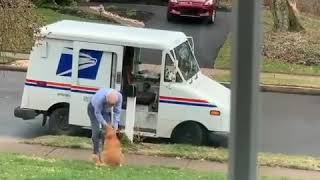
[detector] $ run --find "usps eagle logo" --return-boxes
[56,47,103,80]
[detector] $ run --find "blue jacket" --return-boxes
[90,88,122,128]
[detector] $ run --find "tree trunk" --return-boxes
[270,0,280,31]
[286,0,304,32]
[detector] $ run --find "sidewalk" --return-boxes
[0,138,319,180]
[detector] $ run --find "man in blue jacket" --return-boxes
[87,88,123,160]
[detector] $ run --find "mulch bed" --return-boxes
[104,5,154,22]
[84,0,168,6]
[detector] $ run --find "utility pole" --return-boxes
[229,0,262,179]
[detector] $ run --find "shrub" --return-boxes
[32,0,77,7]
[0,0,42,54]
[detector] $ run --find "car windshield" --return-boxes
[174,41,200,81]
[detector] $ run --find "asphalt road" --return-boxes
[1,71,320,157]
[105,3,232,68]
[0,71,47,139]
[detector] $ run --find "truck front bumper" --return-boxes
[14,106,39,120]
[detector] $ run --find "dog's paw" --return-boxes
[98,163,107,167]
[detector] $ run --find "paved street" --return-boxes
[1,71,320,157]
[0,71,47,139]
[260,92,320,155]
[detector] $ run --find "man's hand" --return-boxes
[101,121,107,129]
[112,122,119,131]
[100,122,108,135]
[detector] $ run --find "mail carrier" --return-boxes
[14,20,230,146]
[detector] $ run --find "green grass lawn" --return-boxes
[35,8,108,25]
[215,10,320,76]
[23,135,320,172]
[215,34,320,76]
[0,153,296,180]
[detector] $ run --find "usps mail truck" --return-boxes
[14,20,230,146]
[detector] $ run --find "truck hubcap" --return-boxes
[57,114,69,130]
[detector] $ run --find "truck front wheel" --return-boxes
[49,107,77,135]
[171,122,207,146]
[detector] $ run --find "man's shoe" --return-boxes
[91,154,102,165]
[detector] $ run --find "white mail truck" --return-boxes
[14,20,230,146]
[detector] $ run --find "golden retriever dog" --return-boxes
[93,124,124,167]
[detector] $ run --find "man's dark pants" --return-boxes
[87,102,106,154]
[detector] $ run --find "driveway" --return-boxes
[102,3,232,68]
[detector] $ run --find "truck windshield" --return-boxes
[174,41,200,81]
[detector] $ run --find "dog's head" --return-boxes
[105,124,117,140]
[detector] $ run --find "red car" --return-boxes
[167,0,219,24]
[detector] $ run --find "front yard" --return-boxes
[35,7,108,25]
[0,153,298,180]
[215,10,320,76]
[0,153,222,180]
[23,135,320,172]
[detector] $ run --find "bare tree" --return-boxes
[270,0,280,30]
[0,0,42,57]
[286,0,304,32]
[269,0,304,32]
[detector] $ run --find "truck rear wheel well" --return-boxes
[173,120,208,133]
[47,103,69,116]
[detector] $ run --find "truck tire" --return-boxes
[49,107,77,135]
[208,132,229,148]
[171,122,207,145]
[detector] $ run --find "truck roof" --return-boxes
[41,20,187,50]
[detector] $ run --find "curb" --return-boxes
[262,85,320,96]
[220,82,320,96]
[0,65,27,72]
[1,52,29,59]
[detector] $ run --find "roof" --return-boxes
[41,20,187,50]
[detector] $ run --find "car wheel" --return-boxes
[171,122,207,145]
[167,12,174,22]
[208,10,217,24]
[49,107,77,135]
